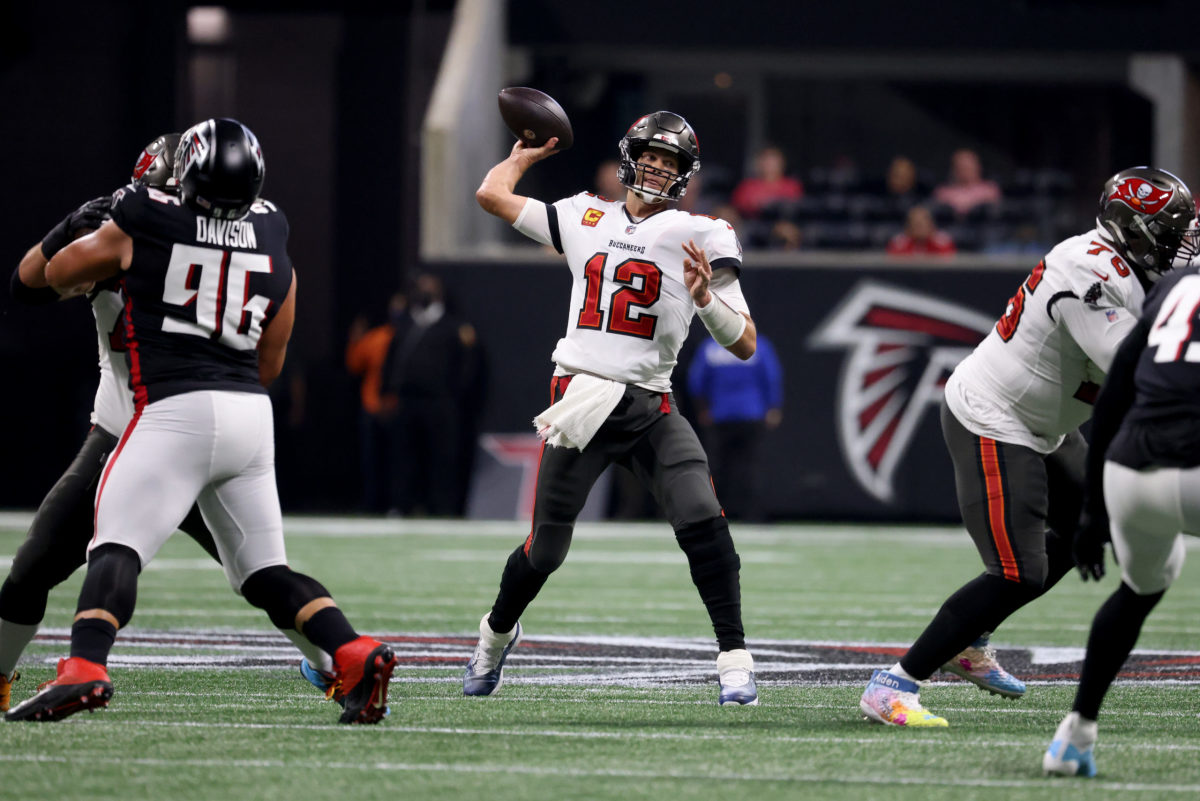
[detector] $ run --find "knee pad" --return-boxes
[240,566,331,630]
[525,523,573,573]
[674,517,740,580]
[76,543,141,628]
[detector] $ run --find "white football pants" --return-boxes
[92,390,287,589]
[1103,460,1197,595]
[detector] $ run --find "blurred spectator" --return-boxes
[886,156,919,198]
[382,273,483,517]
[731,145,803,219]
[687,334,784,522]
[886,206,957,256]
[593,158,624,201]
[933,148,1002,217]
[346,293,408,513]
[713,201,800,251]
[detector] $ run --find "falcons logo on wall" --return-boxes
[809,281,994,503]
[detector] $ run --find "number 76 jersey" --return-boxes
[109,183,294,407]
[545,192,744,391]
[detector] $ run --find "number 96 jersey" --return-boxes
[538,192,743,391]
[109,184,294,406]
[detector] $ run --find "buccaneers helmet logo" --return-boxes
[1108,177,1174,215]
[809,281,992,503]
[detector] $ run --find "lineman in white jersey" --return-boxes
[860,167,1198,727]
[464,111,761,705]
[0,136,225,713]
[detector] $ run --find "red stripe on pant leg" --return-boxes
[92,406,144,546]
[979,437,1020,582]
[523,440,546,556]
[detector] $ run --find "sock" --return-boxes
[489,545,551,634]
[301,607,359,658]
[970,631,992,649]
[888,662,918,682]
[0,619,40,677]
[284,629,333,673]
[901,573,1035,679]
[1073,583,1164,720]
[69,618,117,666]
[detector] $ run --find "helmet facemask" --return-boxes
[616,111,701,205]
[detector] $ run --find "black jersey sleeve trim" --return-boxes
[10,266,59,305]
[546,204,564,255]
[1045,290,1078,322]
[710,257,742,277]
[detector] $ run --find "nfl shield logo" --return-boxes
[1106,309,1120,322]
[625,225,637,235]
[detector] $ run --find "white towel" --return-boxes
[533,374,625,451]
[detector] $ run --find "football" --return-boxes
[498,87,573,151]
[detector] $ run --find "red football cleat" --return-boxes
[330,637,397,724]
[4,658,113,722]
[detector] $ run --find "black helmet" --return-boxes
[174,118,265,220]
[1097,166,1198,281]
[617,111,700,204]
[131,133,181,190]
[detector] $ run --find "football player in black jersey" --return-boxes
[6,119,397,724]
[1044,250,1200,777]
[0,135,226,714]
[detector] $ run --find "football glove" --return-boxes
[1072,508,1110,582]
[40,195,113,259]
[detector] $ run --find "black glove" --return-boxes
[1072,508,1110,582]
[40,195,113,259]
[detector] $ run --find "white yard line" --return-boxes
[0,751,1194,793]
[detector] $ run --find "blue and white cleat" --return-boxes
[942,634,1026,699]
[1044,712,1098,777]
[859,669,948,727]
[463,614,522,696]
[717,649,759,706]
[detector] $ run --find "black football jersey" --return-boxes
[1108,263,1200,468]
[108,184,294,406]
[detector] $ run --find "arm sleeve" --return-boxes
[1083,320,1148,515]
[708,268,750,316]
[1056,297,1140,373]
[512,198,563,253]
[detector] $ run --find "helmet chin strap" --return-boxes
[632,188,670,205]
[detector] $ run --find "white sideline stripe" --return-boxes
[53,718,1200,753]
[4,511,1200,552]
[0,752,1195,793]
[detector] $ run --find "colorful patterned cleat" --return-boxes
[1043,712,1098,777]
[4,658,112,722]
[942,635,1026,698]
[0,670,18,713]
[463,614,522,697]
[716,649,759,706]
[859,669,948,727]
[329,637,397,725]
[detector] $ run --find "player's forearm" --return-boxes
[725,314,757,360]
[476,157,534,223]
[17,243,50,288]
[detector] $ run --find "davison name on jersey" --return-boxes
[528,192,745,391]
[945,229,1145,453]
[109,184,294,406]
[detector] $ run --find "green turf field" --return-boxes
[0,514,1197,800]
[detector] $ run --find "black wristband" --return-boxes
[9,267,59,305]
[40,218,72,260]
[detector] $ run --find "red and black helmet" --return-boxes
[1097,166,1199,281]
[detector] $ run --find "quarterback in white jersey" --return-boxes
[464,111,760,706]
[860,167,1199,729]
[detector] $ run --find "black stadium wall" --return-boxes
[428,257,1032,522]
